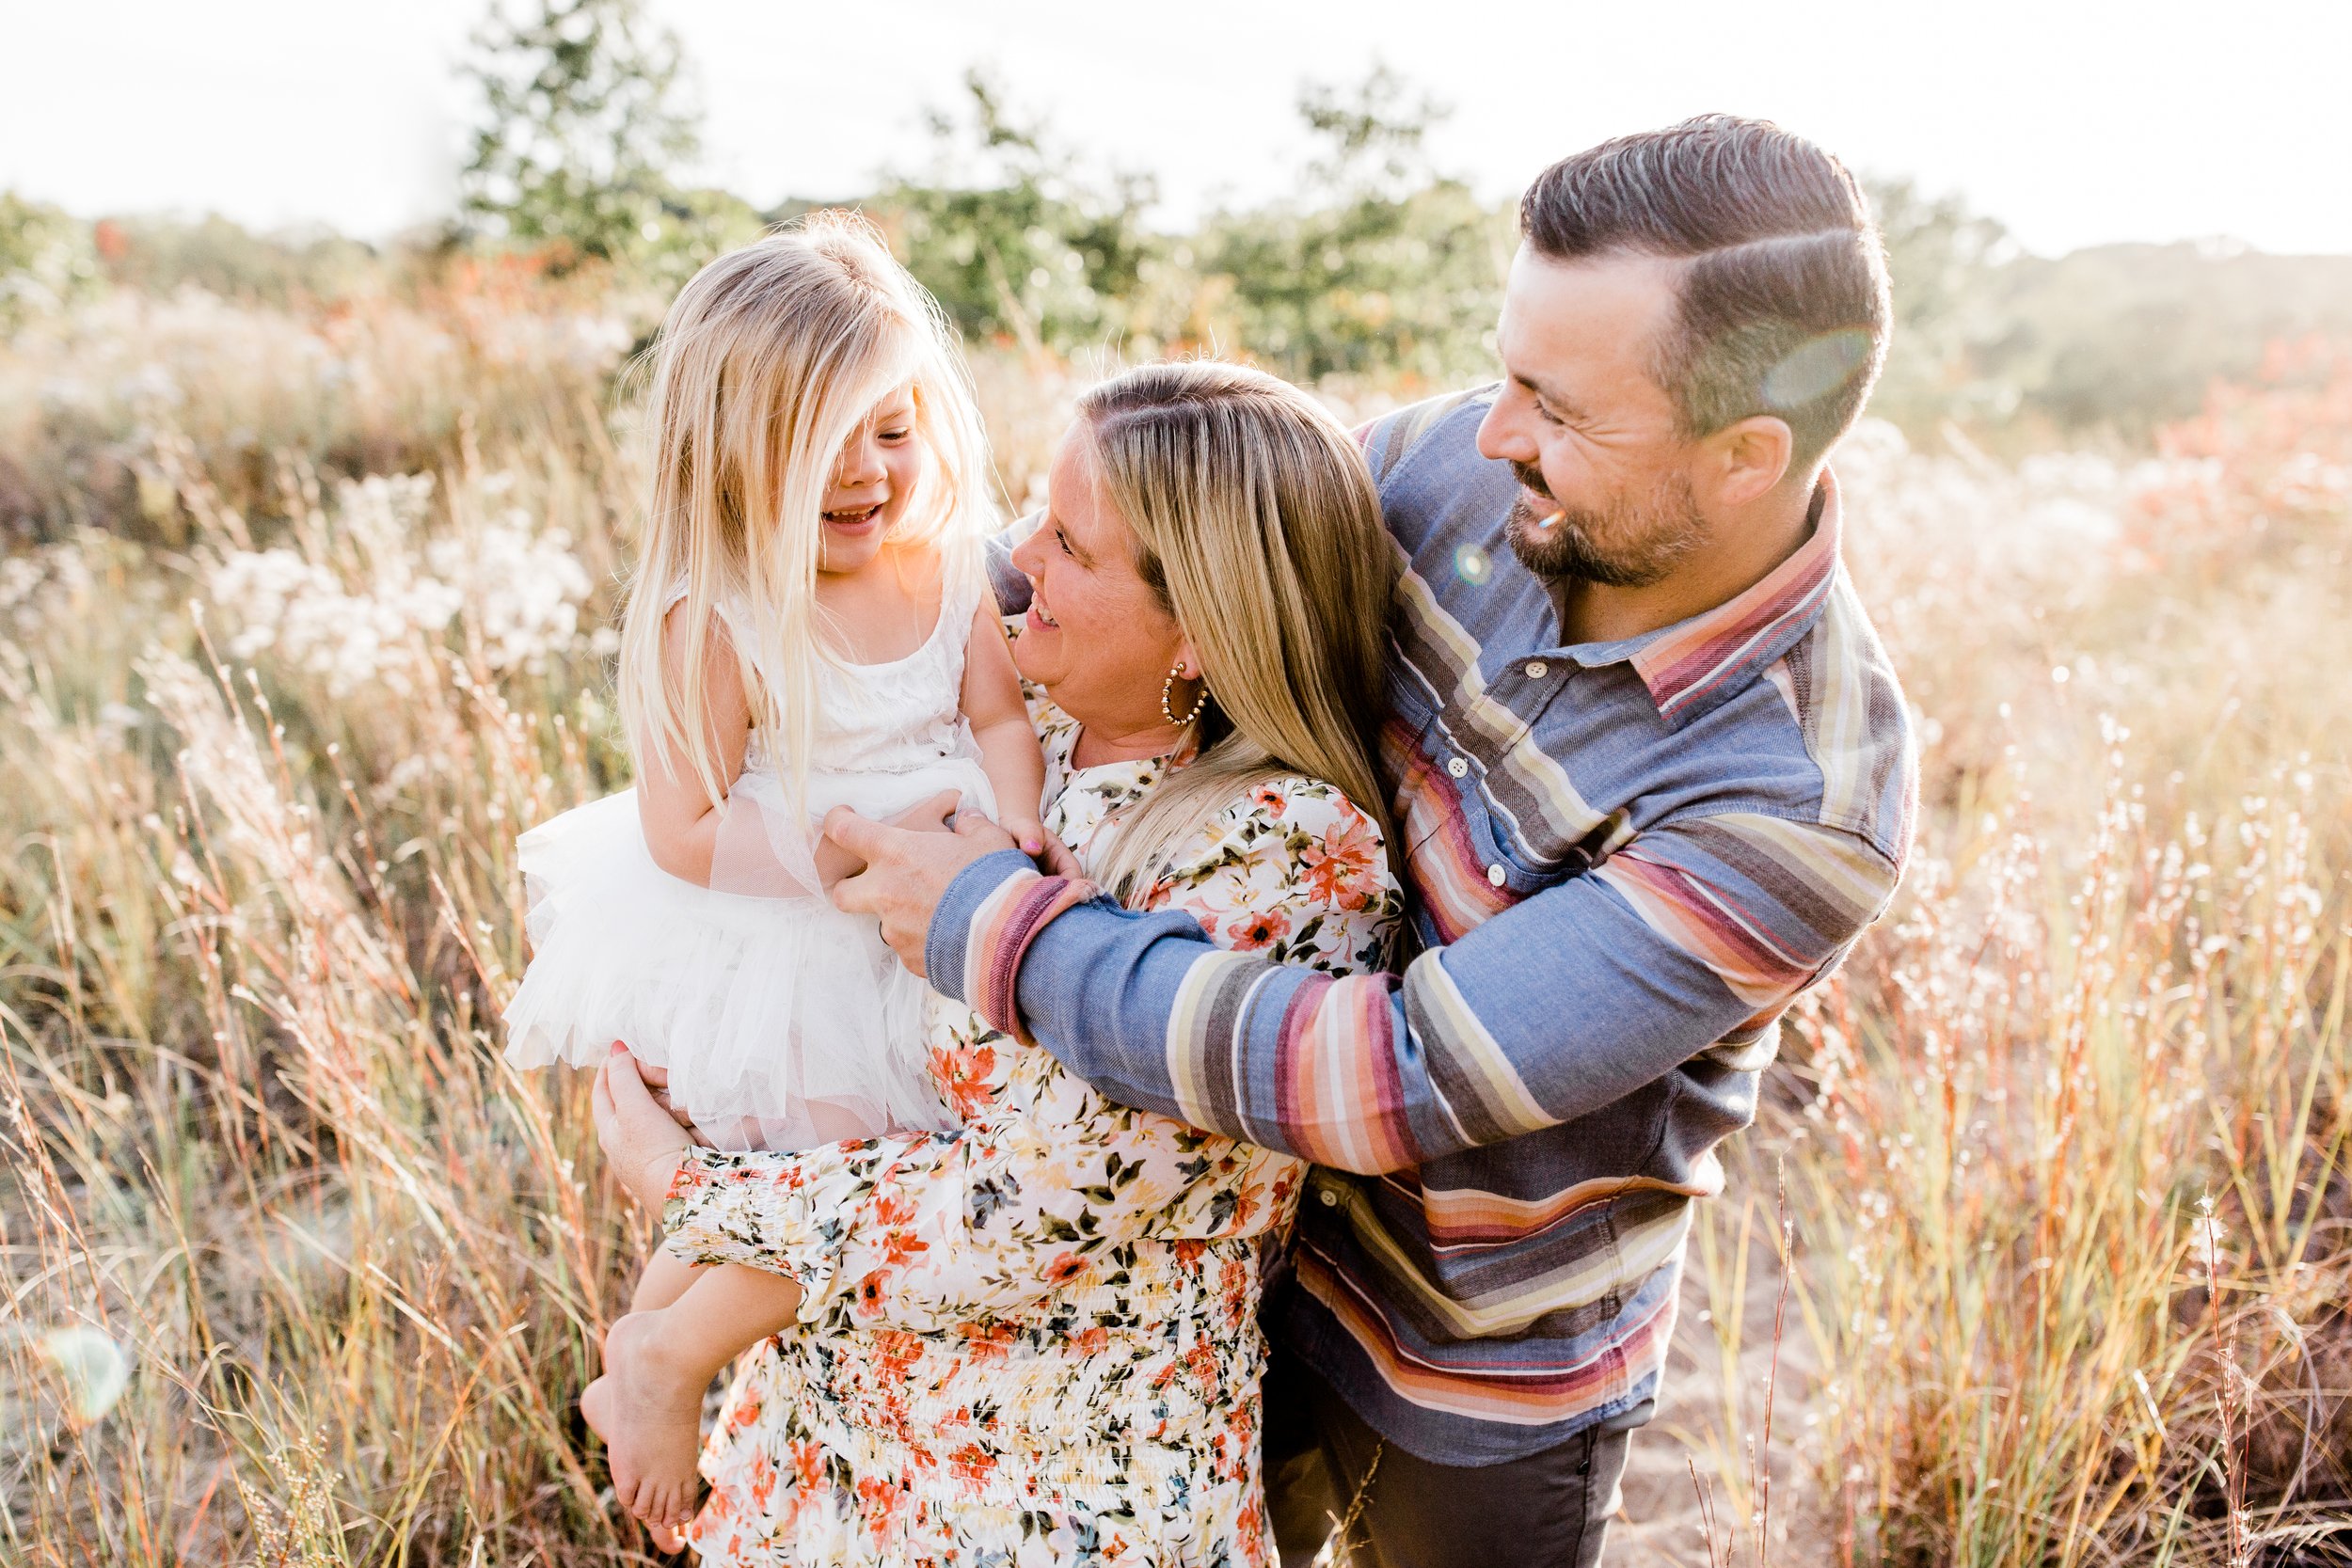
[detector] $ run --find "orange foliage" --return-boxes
[2125,337,2352,574]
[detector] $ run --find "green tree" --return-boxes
[868,64,1513,379]
[0,193,101,329]
[1198,65,1511,384]
[1297,63,1450,198]
[1865,178,2014,431]
[457,0,757,276]
[876,71,1156,357]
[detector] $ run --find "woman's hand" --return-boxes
[629,1056,702,1132]
[592,1046,696,1212]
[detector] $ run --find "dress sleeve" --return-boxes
[660,781,1402,1332]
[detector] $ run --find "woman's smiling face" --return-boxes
[1009,429,1193,744]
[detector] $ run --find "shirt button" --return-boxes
[1319,1189,1340,1208]
[1487,863,1507,887]
[1525,660,1549,679]
[1446,756,1469,779]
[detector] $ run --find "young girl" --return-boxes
[501,214,1048,1529]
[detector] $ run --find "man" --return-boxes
[828,115,1916,1566]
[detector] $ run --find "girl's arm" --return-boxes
[635,603,750,885]
[636,604,839,895]
[960,602,1057,869]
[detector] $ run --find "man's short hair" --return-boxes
[1519,115,1891,469]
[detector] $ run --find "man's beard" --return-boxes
[1503,461,1708,590]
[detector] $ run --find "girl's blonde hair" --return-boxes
[1076,361,1400,908]
[617,211,992,816]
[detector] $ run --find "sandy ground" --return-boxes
[1609,1230,1836,1568]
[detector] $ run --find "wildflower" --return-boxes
[203,474,595,694]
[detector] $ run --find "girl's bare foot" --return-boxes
[580,1311,706,1533]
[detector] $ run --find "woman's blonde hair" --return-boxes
[616,211,992,816]
[1076,361,1399,907]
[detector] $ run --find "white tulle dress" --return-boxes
[501,569,995,1151]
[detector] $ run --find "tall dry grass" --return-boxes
[1687,360,2352,1565]
[1,277,2346,1564]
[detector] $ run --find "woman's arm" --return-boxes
[960,602,1052,863]
[660,784,1400,1331]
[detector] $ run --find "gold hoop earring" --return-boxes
[1161,664,1207,727]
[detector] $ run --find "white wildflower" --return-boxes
[204,471,596,691]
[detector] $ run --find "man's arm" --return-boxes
[925,811,1899,1173]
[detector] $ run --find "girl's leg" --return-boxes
[629,1247,704,1315]
[580,1263,803,1534]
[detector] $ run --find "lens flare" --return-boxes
[39,1326,129,1423]
[1762,328,1873,412]
[1452,544,1492,585]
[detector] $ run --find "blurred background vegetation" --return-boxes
[4,4,2350,1563]
[10,0,2351,546]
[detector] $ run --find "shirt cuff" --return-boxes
[925,850,1097,1037]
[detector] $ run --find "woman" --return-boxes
[592,360,1404,1565]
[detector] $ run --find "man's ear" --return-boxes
[1705,415,1795,509]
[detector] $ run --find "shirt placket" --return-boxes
[1451,652,1577,890]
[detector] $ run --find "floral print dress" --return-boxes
[662,693,1400,1567]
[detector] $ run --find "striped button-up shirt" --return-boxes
[931,386,1917,1464]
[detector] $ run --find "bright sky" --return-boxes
[8,0,2350,256]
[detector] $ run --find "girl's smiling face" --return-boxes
[818,381,923,574]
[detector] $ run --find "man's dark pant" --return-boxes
[1263,1345,1645,1568]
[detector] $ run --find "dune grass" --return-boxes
[1,280,2345,1564]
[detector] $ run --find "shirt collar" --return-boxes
[1564,469,1844,733]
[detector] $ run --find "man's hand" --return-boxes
[592,1046,696,1212]
[827,791,1020,974]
